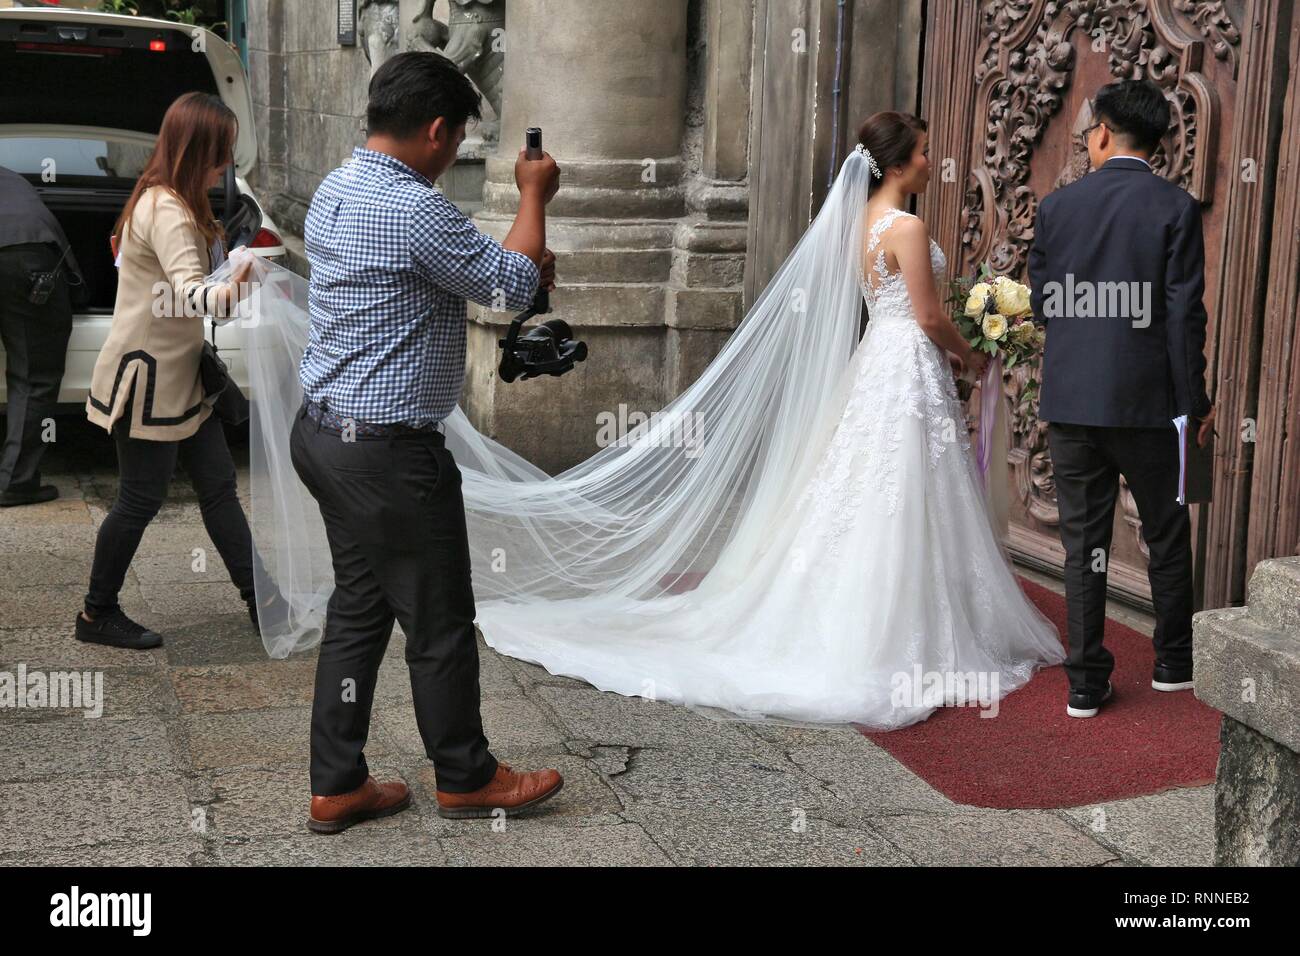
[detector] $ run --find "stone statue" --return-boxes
[409,0,505,142]
[358,0,402,78]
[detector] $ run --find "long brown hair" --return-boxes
[115,92,237,249]
[857,111,927,194]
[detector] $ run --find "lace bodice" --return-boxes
[860,207,947,319]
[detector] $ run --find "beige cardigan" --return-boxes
[86,186,231,441]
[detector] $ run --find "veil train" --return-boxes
[223,150,881,661]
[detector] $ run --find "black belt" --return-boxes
[301,400,445,444]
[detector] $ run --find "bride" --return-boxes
[237,111,1064,729]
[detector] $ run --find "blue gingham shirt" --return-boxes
[300,147,540,426]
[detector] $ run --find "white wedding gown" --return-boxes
[236,148,1064,729]
[473,207,1065,727]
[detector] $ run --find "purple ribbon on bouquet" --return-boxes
[975,353,1002,489]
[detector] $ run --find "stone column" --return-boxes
[744,0,922,305]
[662,0,752,398]
[1194,556,1300,866]
[466,0,690,473]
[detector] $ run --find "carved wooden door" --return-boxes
[916,0,1281,609]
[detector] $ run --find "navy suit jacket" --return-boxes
[1027,157,1212,428]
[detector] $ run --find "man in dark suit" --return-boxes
[1028,80,1214,719]
[0,165,81,507]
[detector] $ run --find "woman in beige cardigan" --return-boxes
[78,93,257,650]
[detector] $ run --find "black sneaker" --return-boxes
[0,484,58,507]
[75,609,163,650]
[1152,663,1194,692]
[1066,681,1113,719]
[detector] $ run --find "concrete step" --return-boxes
[1193,604,1300,753]
[1247,556,1300,631]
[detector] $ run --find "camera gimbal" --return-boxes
[498,128,588,383]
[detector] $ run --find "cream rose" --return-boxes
[981,312,1008,341]
[964,282,992,318]
[994,278,1032,317]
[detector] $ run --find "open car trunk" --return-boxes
[28,176,263,313]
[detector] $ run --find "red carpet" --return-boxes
[859,578,1222,809]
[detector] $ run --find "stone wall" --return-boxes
[246,0,371,239]
[245,0,924,473]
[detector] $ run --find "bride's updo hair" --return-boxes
[857,111,927,192]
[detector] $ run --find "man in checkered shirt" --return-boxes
[290,52,564,832]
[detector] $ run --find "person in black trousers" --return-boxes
[1029,80,1215,718]
[77,94,257,650]
[0,166,80,507]
[293,53,563,832]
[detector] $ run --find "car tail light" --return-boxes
[149,39,167,52]
[248,228,283,249]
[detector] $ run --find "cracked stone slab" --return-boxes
[0,550,90,588]
[439,820,674,866]
[786,741,963,815]
[139,582,249,625]
[182,706,337,771]
[1,714,176,780]
[0,837,207,866]
[1,584,119,629]
[622,803,914,866]
[534,684,768,753]
[162,613,271,667]
[170,659,319,714]
[0,774,193,854]
[130,551,233,586]
[1056,784,1214,866]
[866,809,1116,866]
[0,665,172,721]
[606,746,833,815]
[215,826,447,866]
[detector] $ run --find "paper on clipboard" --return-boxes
[1173,414,1189,505]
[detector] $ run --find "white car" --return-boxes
[0,6,285,407]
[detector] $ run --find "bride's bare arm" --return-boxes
[890,218,985,375]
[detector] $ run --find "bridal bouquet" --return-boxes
[949,265,1045,372]
[946,264,1045,485]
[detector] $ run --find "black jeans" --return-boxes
[0,243,73,492]
[1047,422,1195,692]
[85,412,256,616]
[289,406,496,796]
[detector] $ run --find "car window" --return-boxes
[0,137,152,180]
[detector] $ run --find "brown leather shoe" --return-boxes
[436,761,563,819]
[307,776,411,834]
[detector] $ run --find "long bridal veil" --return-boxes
[224,149,875,660]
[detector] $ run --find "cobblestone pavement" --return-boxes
[0,417,1213,866]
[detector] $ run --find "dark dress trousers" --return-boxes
[0,165,81,494]
[1028,157,1211,692]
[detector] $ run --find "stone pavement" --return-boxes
[0,417,1214,866]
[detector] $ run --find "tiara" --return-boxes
[855,143,883,179]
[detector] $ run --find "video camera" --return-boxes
[498,128,588,383]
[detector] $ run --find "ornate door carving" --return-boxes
[919,0,1248,607]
